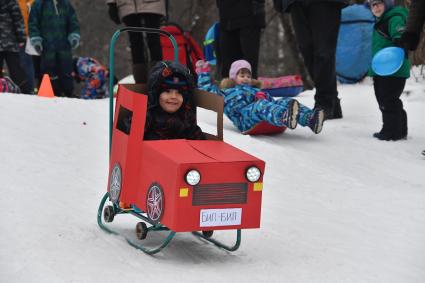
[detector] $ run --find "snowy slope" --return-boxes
[1,74,425,283]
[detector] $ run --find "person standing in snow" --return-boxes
[396,0,425,153]
[367,0,410,141]
[216,0,265,79]
[106,0,165,84]
[398,0,425,52]
[0,0,32,94]
[28,0,80,97]
[273,0,348,120]
[17,0,35,94]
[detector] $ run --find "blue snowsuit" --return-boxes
[198,71,314,132]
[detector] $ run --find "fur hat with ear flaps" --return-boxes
[147,61,195,110]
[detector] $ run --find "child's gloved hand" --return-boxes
[30,37,43,54]
[255,91,267,100]
[68,33,80,50]
[398,31,420,51]
[195,60,211,74]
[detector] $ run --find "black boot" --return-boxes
[315,97,342,120]
[373,111,404,141]
[401,109,408,138]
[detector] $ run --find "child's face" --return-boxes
[235,69,252,85]
[159,89,184,113]
[371,2,385,17]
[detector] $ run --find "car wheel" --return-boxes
[136,222,148,240]
[103,205,115,223]
[146,183,164,223]
[202,230,214,238]
[109,163,122,204]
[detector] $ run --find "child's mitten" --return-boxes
[195,60,211,74]
[68,33,80,50]
[30,37,43,54]
[255,91,267,100]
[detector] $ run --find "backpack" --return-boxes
[160,24,205,79]
[0,76,21,93]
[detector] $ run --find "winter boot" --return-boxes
[308,108,325,134]
[401,109,408,138]
[373,111,405,141]
[282,99,299,129]
[132,64,148,84]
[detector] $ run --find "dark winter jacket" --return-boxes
[28,0,80,52]
[216,0,265,31]
[0,0,26,52]
[405,0,425,34]
[273,0,348,13]
[144,61,205,140]
[368,6,410,78]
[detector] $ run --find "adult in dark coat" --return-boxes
[397,0,425,155]
[107,0,166,84]
[398,0,425,51]
[216,0,265,79]
[0,0,32,94]
[274,0,349,120]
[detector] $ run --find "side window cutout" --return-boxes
[116,106,133,135]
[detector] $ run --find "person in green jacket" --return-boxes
[28,0,80,97]
[368,0,410,141]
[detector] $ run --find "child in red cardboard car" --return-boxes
[196,59,324,134]
[144,61,206,140]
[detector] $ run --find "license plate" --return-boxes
[200,208,242,227]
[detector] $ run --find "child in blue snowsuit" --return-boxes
[196,59,324,134]
[73,57,108,99]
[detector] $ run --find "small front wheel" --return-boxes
[103,205,115,223]
[202,230,214,238]
[136,222,148,240]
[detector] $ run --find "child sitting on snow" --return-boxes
[72,57,108,99]
[196,59,324,134]
[144,61,205,140]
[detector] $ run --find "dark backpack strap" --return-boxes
[375,18,391,40]
[374,12,406,42]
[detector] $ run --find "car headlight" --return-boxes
[246,166,261,182]
[185,170,201,186]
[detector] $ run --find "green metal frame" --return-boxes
[108,27,178,153]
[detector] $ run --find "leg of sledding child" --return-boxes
[240,98,300,130]
[296,103,325,134]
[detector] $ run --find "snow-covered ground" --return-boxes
[1,72,424,283]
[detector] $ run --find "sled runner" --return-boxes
[98,27,265,255]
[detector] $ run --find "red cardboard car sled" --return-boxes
[97,27,266,255]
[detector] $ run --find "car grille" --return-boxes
[192,183,247,206]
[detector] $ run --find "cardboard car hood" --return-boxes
[143,139,259,164]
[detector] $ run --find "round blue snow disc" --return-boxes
[371,47,405,76]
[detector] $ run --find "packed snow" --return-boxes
[1,71,424,283]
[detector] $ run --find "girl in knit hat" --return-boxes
[196,59,325,134]
[367,0,410,141]
[144,61,205,140]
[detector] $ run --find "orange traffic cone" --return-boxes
[38,74,55,98]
